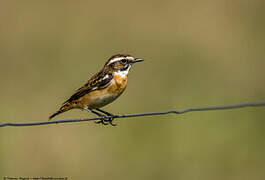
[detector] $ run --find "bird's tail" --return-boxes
[49,102,73,120]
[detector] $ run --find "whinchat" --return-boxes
[49,54,143,126]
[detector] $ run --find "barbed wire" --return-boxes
[0,101,264,128]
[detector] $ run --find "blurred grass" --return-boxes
[0,0,265,179]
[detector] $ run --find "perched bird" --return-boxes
[49,54,143,126]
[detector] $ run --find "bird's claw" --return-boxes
[94,115,117,126]
[108,118,117,126]
[95,119,108,125]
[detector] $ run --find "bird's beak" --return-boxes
[133,58,144,63]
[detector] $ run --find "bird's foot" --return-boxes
[95,116,109,125]
[94,115,117,126]
[107,117,117,126]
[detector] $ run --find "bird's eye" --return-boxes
[121,59,127,63]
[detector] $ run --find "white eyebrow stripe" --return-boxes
[107,57,125,65]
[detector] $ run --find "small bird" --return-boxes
[49,54,143,126]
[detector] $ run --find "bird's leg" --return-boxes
[95,108,117,126]
[83,108,108,125]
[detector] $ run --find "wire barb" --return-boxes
[0,101,264,128]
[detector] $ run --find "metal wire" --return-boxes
[0,101,264,128]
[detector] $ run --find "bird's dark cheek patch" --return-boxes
[121,64,129,71]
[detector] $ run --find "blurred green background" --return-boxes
[0,0,265,179]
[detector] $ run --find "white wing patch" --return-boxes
[103,74,110,80]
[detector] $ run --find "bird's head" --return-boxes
[104,54,143,75]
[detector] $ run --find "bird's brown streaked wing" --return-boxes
[63,72,113,104]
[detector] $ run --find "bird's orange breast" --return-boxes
[111,73,128,93]
[77,74,128,109]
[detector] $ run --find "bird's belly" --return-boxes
[88,92,120,108]
[80,78,127,109]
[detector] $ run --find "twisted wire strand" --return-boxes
[0,101,264,128]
